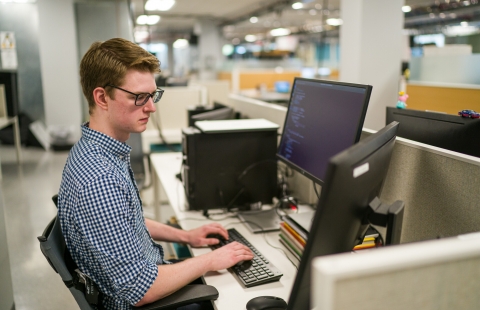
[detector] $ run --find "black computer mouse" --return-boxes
[246,296,288,310]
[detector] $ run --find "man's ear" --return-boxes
[93,87,109,111]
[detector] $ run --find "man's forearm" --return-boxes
[144,218,188,243]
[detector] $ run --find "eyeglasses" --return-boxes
[104,84,164,106]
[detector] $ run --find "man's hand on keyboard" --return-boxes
[205,242,254,271]
[185,223,229,247]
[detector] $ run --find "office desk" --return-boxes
[239,89,290,104]
[0,116,21,180]
[150,152,299,310]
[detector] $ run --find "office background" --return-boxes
[1,0,480,309]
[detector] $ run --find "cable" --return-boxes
[312,181,321,200]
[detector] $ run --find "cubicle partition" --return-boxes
[231,94,480,244]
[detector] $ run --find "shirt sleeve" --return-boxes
[75,173,157,305]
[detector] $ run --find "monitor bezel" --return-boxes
[276,77,372,185]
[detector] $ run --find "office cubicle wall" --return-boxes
[379,136,480,243]
[142,86,203,153]
[311,232,480,310]
[232,94,480,243]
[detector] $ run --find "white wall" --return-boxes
[37,0,82,143]
[340,0,404,130]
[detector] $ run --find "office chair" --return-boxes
[38,195,219,310]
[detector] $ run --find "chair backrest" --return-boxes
[38,215,94,310]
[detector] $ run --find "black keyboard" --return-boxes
[210,228,283,287]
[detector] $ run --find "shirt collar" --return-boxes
[81,122,132,158]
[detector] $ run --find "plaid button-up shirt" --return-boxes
[58,123,165,309]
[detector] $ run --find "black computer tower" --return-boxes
[181,123,278,211]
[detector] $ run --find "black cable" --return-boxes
[312,181,321,200]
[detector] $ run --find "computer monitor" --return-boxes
[277,78,372,185]
[386,107,480,157]
[286,121,404,310]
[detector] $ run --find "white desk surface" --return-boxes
[149,152,301,310]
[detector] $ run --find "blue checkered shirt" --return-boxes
[58,123,165,309]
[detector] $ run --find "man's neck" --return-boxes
[88,117,129,142]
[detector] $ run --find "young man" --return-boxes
[58,38,253,309]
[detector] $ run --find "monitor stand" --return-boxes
[367,197,405,245]
[237,208,283,233]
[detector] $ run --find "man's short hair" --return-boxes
[80,38,160,115]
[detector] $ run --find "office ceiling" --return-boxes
[129,0,480,42]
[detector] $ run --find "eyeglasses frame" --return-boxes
[104,84,164,106]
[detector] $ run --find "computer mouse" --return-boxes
[206,233,226,242]
[246,296,288,310]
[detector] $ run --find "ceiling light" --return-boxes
[463,0,470,4]
[461,21,469,26]
[136,15,149,25]
[326,18,343,26]
[309,9,317,15]
[145,0,175,11]
[449,13,457,18]
[429,13,435,18]
[250,16,258,23]
[136,15,161,25]
[439,12,446,18]
[270,28,291,37]
[245,34,257,42]
[402,6,412,12]
[292,2,303,9]
[173,39,188,49]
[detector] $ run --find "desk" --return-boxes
[150,152,299,310]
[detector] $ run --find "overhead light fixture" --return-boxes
[402,6,412,12]
[245,34,257,42]
[439,12,446,18]
[145,0,175,11]
[326,18,343,26]
[173,39,189,49]
[292,2,303,9]
[461,21,469,26]
[250,16,258,23]
[136,15,161,25]
[463,0,470,5]
[270,28,291,37]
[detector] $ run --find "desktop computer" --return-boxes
[181,119,279,212]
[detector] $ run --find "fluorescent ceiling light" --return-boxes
[461,21,469,27]
[250,16,258,23]
[145,0,175,11]
[292,2,303,9]
[443,25,478,36]
[245,34,257,42]
[326,18,343,26]
[270,28,291,37]
[136,15,160,25]
[173,38,188,49]
[402,6,411,12]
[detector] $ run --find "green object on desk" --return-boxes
[150,143,182,153]
[172,243,192,259]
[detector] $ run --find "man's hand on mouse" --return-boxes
[185,223,229,247]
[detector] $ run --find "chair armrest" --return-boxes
[134,284,218,310]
